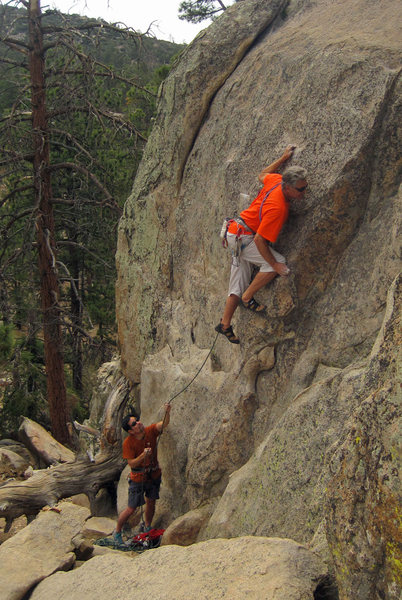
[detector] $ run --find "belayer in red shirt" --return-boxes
[113,404,171,544]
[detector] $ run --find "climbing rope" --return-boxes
[137,330,219,529]
[167,330,219,406]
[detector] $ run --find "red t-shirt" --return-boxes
[123,423,161,482]
[228,173,289,243]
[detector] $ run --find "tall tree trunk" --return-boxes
[28,0,70,445]
[69,233,83,393]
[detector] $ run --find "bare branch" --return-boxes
[0,184,34,209]
[47,161,122,214]
[56,260,94,329]
[56,240,114,270]
[0,149,34,165]
[1,38,29,54]
[0,208,35,231]
[50,129,103,169]
[48,104,147,142]
[9,0,29,8]
[73,421,100,437]
[0,55,28,68]
[43,41,156,97]
[0,110,31,123]
[46,66,156,97]
[41,17,142,39]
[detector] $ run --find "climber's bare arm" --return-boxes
[258,145,296,183]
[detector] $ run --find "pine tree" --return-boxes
[0,0,166,442]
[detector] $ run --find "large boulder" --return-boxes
[18,418,75,466]
[0,439,37,467]
[30,536,329,600]
[116,0,401,515]
[161,503,215,546]
[0,448,29,479]
[114,0,401,595]
[0,502,90,600]
[325,274,401,600]
[81,516,116,539]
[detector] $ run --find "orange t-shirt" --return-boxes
[122,423,161,482]
[228,173,289,243]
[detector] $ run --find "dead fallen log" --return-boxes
[73,420,100,437]
[0,373,131,527]
[0,450,125,527]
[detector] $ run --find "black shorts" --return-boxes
[128,477,161,509]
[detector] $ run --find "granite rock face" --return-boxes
[161,504,215,546]
[30,537,328,600]
[115,0,401,595]
[0,502,89,600]
[325,275,401,600]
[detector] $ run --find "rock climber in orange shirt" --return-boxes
[216,146,307,344]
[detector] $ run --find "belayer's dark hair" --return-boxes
[121,413,139,432]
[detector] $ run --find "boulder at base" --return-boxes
[0,502,90,600]
[0,448,29,479]
[30,536,327,600]
[161,505,214,546]
[81,516,116,539]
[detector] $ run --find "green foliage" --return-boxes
[0,3,181,429]
[0,322,14,359]
[178,0,235,24]
[0,323,48,436]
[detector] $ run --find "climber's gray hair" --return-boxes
[282,166,307,187]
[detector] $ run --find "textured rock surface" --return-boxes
[0,439,37,467]
[18,418,75,465]
[30,537,327,600]
[115,0,401,595]
[81,516,116,538]
[0,502,89,600]
[0,448,29,479]
[161,504,214,546]
[0,515,27,545]
[325,275,401,600]
[201,359,366,542]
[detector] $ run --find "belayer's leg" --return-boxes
[115,506,135,533]
[144,498,156,529]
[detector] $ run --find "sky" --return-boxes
[46,0,210,44]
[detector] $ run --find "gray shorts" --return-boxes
[128,477,161,509]
[226,233,286,297]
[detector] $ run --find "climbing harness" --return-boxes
[220,216,254,248]
[257,183,280,221]
[220,183,281,265]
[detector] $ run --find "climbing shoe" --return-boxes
[113,530,123,544]
[215,322,240,344]
[242,297,266,313]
